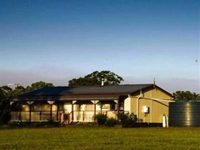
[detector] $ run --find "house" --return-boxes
[10,84,174,124]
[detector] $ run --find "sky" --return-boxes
[0,0,199,92]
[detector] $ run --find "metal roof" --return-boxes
[22,84,153,96]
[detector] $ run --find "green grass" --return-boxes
[0,127,200,150]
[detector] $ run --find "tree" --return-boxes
[0,81,54,124]
[173,91,200,101]
[1,86,12,97]
[26,81,54,92]
[68,71,124,87]
[0,86,12,124]
[0,85,25,124]
[10,86,26,98]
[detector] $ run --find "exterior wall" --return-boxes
[124,96,131,113]
[22,104,29,111]
[11,103,58,122]
[11,101,118,123]
[131,87,173,123]
[63,101,117,122]
[21,103,57,112]
[74,104,94,122]
[64,102,72,113]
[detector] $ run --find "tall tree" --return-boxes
[26,81,54,92]
[68,71,124,87]
[173,91,200,101]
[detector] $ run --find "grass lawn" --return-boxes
[0,126,200,150]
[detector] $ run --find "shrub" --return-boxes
[105,118,117,127]
[95,114,107,125]
[118,113,137,128]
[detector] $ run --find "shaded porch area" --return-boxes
[10,98,126,124]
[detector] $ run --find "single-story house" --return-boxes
[10,84,174,124]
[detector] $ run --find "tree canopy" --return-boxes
[26,81,54,92]
[68,71,124,87]
[173,91,200,101]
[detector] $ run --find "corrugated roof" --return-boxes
[22,84,153,96]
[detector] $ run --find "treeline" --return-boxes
[173,91,200,101]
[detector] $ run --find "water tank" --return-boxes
[169,101,200,127]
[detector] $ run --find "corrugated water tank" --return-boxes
[169,101,200,127]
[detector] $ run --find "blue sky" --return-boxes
[0,0,199,92]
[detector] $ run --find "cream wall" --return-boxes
[127,87,173,123]
[124,96,131,113]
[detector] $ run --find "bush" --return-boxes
[95,114,107,125]
[105,118,117,127]
[118,113,137,128]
